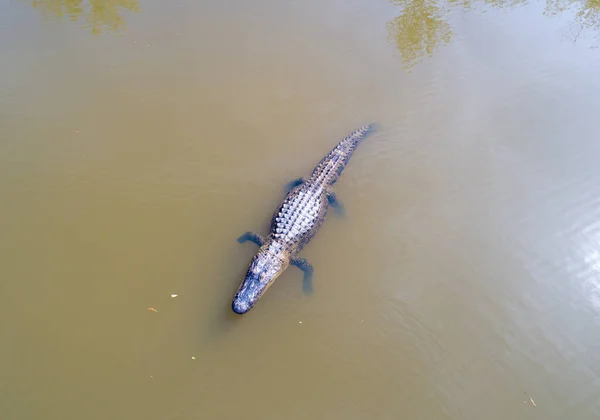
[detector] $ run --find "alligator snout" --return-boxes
[231,249,288,314]
[231,274,264,314]
[231,267,269,315]
[232,298,252,314]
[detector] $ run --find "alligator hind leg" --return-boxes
[291,257,314,294]
[237,232,265,246]
[326,191,345,216]
[283,177,306,193]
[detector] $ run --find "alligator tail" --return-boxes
[310,123,376,185]
[339,123,375,156]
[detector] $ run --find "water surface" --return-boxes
[2,0,600,419]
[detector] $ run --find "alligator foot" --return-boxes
[237,232,265,246]
[291,257,313,294]
[327,191,345,216]
[284,177,306,193]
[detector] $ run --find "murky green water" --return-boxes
[2,1,600,419]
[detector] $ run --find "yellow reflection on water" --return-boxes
[386,0,453,68]
[387,0,600,68]
[544,0,600,41]
[25,0,139,34]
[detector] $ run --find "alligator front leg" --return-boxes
[291,257,313,294]
[237,232,265,246]
[284,177,306,193]
[326,191,345,216]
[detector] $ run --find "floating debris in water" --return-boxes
[523,392,537,407]
[171,294,178,298]
[147,307,158,312]
[298,321,302,324]
[191,356,196,360]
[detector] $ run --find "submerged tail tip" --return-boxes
[360,122,378,134]
[341,122,379,146]
[357,122,379,137]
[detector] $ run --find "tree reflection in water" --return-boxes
[22,1,599,62]
[387,0,600,68]
[26,0,139,35]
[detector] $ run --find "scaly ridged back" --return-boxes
[308,124,373,187]
[267,124,373,255]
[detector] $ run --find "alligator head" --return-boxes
[232,248,289,314]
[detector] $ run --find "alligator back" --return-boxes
[268,124,373,254]
[269,182,329,254]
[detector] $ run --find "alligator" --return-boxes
[232,124,375,314]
